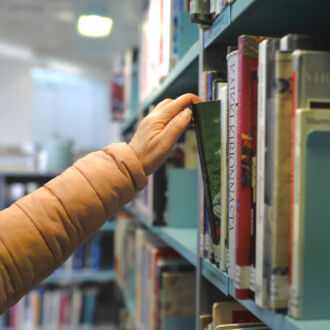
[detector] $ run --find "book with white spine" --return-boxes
[255,38,279,308]
[226,50,238,279]
[220,85,228,272]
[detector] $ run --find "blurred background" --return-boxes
[0,1,143,329]
[0,0,143,172]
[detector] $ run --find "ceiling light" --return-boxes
[77,4,113,38]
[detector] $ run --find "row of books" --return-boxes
[114,212,196,330]
[61,229,114,272]
[193,33,330,320]
[200,301,268,330]
[140,0,199,101]
[0,283,115,329]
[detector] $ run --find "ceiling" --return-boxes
[0,0,143,75]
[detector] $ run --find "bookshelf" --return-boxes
[119,1,330,329]
[44,269,115,285]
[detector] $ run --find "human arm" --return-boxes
[0,93,202,313]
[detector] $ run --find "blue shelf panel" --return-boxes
[124,205,197,266]
[44,269,114,284]
[201,259,229,295]
[100,221,116,232]
[139,41,199,113]
[227,280,330,330]
[204,5,231,49]
[230,0,256,22]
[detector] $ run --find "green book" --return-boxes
[192,100,221,265]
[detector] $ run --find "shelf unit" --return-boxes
[44,269,115,285]
[119,1,330,329]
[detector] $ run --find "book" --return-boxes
[226,49,239,279]
[220,85,228,272]
[212,301,259,328]
[192,100,221,266]
[235,35,264,299]
[155,257,194,330]
[160,271,196,330]
[215,323,268,330]
[289,50,330,320]
[280,34,330,53]
[190,0,213,26]
[148,246,181,330]
[268,50,292,312]
[200,314,212,330]
[255,38,280,308]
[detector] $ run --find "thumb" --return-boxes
[161,108,192,147]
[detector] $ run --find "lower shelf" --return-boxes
[124,204,197,266]
[44,269,115,284]
[122,203,330,330]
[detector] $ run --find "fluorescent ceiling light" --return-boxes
[78,15,113,38]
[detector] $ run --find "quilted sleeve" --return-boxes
[0,142,147,313]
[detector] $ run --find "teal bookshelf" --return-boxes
[119,1,330,329]
[44,269,115,284]
[100,221,116,232]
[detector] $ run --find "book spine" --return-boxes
[220,85,228,272]
[250,67,258,293]
[226,50,238,279]
[255,40,267,306]
[270,51,292,312]
[235,35,261,299]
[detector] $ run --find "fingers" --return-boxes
[158,93,202,122]
[160,107,193,149]
[155,98,173,111]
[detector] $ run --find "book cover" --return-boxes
[192,100,221,266]
[255,38,280,308]
[226,50,238,279]
[289,50,330,319]
[269,50,292,312]
[160,271,196,330]
[235,35,264,299]
[220,85,228,272]
[148,246,181,330]
[200,314,212,330]
[212,301,259,328]
[155,258,194,330]
[280,34,330,52]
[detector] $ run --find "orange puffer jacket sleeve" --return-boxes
[0,142,147,313]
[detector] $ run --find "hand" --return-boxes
[129,93,202,176]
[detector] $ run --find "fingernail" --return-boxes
[181,108,192,119]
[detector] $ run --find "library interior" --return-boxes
[0,0,330,329]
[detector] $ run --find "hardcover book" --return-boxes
[226,50,239,279]
[212,301,259,328]
[269,50,292,312]
[289,50,330,320]
[220,85,228,272]
[160,271,196,330]
[255,38,280,308]
[235,35,264,299]
[192,100,221,266]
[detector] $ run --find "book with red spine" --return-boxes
[235,35,265,300]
